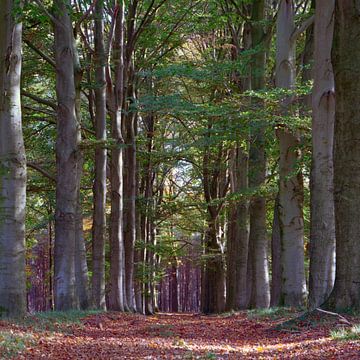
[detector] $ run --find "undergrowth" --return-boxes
[331,325,360,341]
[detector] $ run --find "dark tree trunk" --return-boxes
[325,0,360,310]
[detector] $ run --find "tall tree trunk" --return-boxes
[108,1,126,311]
[75,201,89,309]
[308,0,335,310]
[270,194,281,306]
[123,111,137,311]
[91,0,107,310]
[73,31,89,310]
[0,0,26,318]
[248,0,270,308]
[325,0,360,310]
[226,148,249,310]
[275,0,306,307]
[53,0,79,310]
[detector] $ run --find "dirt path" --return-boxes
[4,312,360,359]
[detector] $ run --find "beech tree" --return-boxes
[309,0,335,309]
[0,0,27,318]
[326,0,360,310]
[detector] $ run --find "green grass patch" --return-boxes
[247,307,301,320]
[0,330,35,359]
[20,309,104,333]
[331,325,360,341]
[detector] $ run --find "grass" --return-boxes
[20,309,103,332]
[0,310,103,358]
[247,307,302,320]
[0,330,35,359]
[331,325,360,341]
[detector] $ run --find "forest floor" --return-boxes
[0,308,359,359]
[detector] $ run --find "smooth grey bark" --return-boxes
[53,0,79,310]
[270,194,281,306]
[325,0,360,310]
[308,0,335,309]
[0,0,26,318]
[123,111,137,311]
[275,0,306,307]
[91,0,107,310]
[108,0,126,311]
[75,201,89,309]
[226,147,249,310]
[248,0,270,309]
[225,20,250,311]
[73,31,89,310]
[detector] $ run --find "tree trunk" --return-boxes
[308,0,336,310]
[271,194,281,306]
[226,148,249,310]
[123,112,137,311]
[91,0,107,310]
[53,0,79,310]
[75,202,89,309]
[275,0,306,307]
[108,1,126,311]
[0,0,26,318]
[248,0,270,309]
[325,0,360,310]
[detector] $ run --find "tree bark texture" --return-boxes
[308,0,335,309]
[53,0,79,310]
[248,0,270,308]
[91,0,107,310]
[325,0,360,310]
[108,3,126,311]
[0,0,27,318]
[275,0,306,307]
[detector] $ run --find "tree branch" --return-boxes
[22,91,57,110]
[27,162,57,182]
[24,39,56,68]
[291,15,315,43]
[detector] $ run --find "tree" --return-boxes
[0,0,27,318]
[308,0,335,309]
[53,0,80,310]
[325,0,360,310]
[248,0,270,309]
[275,0,306,307]
[92,0,108,310]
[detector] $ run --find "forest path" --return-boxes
[4,311,360,359]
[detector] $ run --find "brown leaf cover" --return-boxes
[1,311,359,359]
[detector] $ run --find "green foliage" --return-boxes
[0,331,35,359]
[331,325,360,341]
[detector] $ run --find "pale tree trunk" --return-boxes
[0,0,26,318]
[248,0,270,308]
[91,0,107,310]
[325,0,360,310]
[108,0,126,311]
[53,0,79,310]
[308,0,335,309]
[275,0,306,307]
